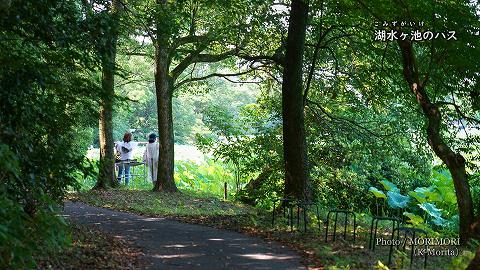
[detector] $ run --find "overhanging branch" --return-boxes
[238,53,284,66]
[171,49,236,81]
[174,68,260,89]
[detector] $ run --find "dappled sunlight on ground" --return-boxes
[64,201,306,269]
[239,253,297,260]
[152,253,204,259]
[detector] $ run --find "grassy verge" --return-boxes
[71,189,253,217]
[35,224,145,269]
[70,189,477,270]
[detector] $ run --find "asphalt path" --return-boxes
[62,201,306,270]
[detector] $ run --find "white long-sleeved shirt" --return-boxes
[115,141,137,161]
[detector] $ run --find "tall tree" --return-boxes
[153,0,177,192]
[397,39,475,243]
[124,0,270,191]
[95,0,123,189]
[282,0,310,200]
[353,0,480,243]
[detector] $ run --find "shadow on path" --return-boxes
[63,201,306,270]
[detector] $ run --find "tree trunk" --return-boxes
[96,96,116,189]
[397,40,474,244]
[95,0,120,189]
[473,215,480,237]
[467,216,480,269]
[152,27,177,192]
[282,0,310,201]
[467,245,480,270]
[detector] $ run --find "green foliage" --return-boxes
[429,170,458,210]
[386,191,410,209]
[450,241,479,270]
[408,189,428,204]
[195,87,284,205]
[174,159,235,197]
[403,212,424,226]
[79,156,238,199]
[107,60,260,145]
[369,187,386,199]
[418,202,442,220]
[450,250,476,270]
[1,0,99,201]
[0,193,70,269]
[316,168,372,210]
[471,174,480,216]
[370,168,459,233]
[380,180,400,193]
[3,0,479,268]
[1,1,101,268]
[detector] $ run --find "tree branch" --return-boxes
[124,52,151,57]
[117,78,153,88]
[121,2,156,43]
[436,101,480,125]
[303,6,332,105]
[306,99,397,138]
[170,49,236,81]
[175,68,260,89]
[238,52,284,66]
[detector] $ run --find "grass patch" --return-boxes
[70,189,253,217]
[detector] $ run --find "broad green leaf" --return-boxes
[423,189,442,202]
[408,191,427,204]
[432,170,452,187]
[369,187,386,199]
[414,187,432,194]
[404,211,424,225]
[380,179,399,192]
[418,202,443,219]
[432,216,447,227]
[436,186,456,205]
[386,191,410,208]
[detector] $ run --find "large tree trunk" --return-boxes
[398,40,474,244]
[282,0,310,201]
[96,94,116,189]
[152,26,177,192]
[467,216,480,269]
[95,0,120,189]
[467,245,480,270]
[472,215,480,239]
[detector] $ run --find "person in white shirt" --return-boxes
[115,132,137,185]
[143,133,159,184]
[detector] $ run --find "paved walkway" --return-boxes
[63,202,306,270]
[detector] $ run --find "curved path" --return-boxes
[63,202,306,270]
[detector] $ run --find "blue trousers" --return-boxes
[117,162,131,185]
